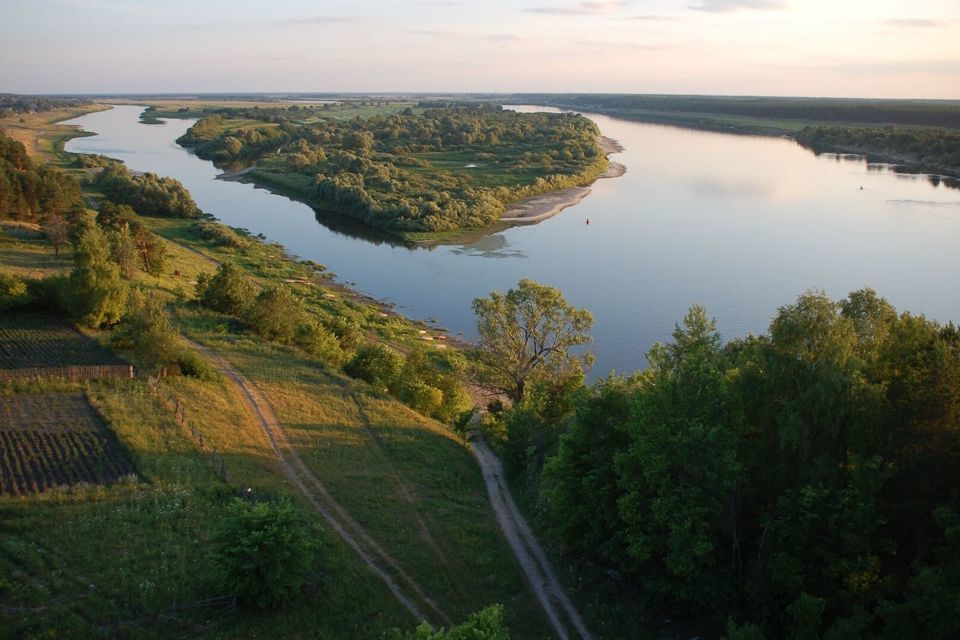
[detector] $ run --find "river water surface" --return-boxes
[64,105,960,377]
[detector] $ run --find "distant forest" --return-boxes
[516,94,960,129]
[513,94,960,176]
[0,94,91,117]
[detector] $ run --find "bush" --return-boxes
[213,498,317,609]
[24,274,69,313]
[198,263,257,317]
[402,604,509,639]
[344,344,403,390]
[247,285,302,343]
[176,350,221,381]
[0,273,29,311]
[67,226,128,327]
[294,318,343,364]
[323,315,364,352]
[116,290,180,368]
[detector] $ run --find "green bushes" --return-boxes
[94,162,200,218]
[67,226,128,328]
[213,498,318,609]
[345,345,471,423]
[402,604,509,639]
[196,263,257,317]
[247,285,302,343]
[345,344,403,390]
[0,273,29,311]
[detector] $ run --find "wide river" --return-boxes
[64,105,960,378]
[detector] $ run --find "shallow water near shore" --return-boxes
[64,105,960,378]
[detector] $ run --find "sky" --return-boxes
[2,0,959,98]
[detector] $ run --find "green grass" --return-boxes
[177,322,549,638]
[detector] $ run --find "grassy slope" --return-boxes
[0,112,551,638]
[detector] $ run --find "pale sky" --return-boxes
[3,0,959,98]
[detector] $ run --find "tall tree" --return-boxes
[68,226,127,327]
[472,278,593,402]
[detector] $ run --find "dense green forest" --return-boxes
[797,126,960,173]
[0,129,84,221]
[93,161,201,218]
[517,94,960,129]
[483,287,960,638]
[177,104,608,234]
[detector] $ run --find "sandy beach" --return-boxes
[499,134,625,223]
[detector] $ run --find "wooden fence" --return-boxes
[147,375,230,483]
[0,364,134,383]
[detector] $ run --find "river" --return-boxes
[63,105,960,378]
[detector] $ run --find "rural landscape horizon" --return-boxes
[2,1,959,639]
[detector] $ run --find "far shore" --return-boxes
[499,134,625,223]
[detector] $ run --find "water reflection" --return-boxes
[450,234,528,259]
[311,206,412,248]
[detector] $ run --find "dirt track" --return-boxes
[188,340,450,628]
[468,425,593,640]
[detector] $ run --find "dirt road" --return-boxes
[468,425,593,640]
[187,339,450,628]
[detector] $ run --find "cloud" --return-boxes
[526,1,630,16]
[627,14,681,21]
[275,16,362,26]
[573,39,663,50]
[482,33,523,42]
[882,18,945,28]
[688,0,786,12]
[406,29,456,37]
[826,59,960,75]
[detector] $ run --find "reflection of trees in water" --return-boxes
[311,207,414,249]
[450,234,527,259]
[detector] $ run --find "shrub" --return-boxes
[213,498,316,609]
[294,318,342,363]
[67,226,128,327]
[344,344,403,390]
[0,273,29,311]
[116,290,180,368]
[402,604,509,639]
[323,315,364,352]
[247,285,302,343]
[176,350,221,381]
[198,263,257,317]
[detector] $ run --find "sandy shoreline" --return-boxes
[216,166,255,180]
[499,134,625,223]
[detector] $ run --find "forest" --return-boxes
[517,94,960,129]
[796,126,960,173]
[0,129,84,222]
[480,285,960,639]
[177,104,608,235]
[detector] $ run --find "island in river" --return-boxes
[173,102,619,243]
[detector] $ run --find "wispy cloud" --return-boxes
[526,1,630,16]
[627,14,681,21]
[882,18,946,28]
[275,15,362,26]
[482,33,523,42]
[826,59,960,75]
[406,28,456,37]
[688,0,786,12]
[573,39,663,50]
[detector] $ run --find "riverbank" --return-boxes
[499,134,625,224]
[535,102,960,179]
